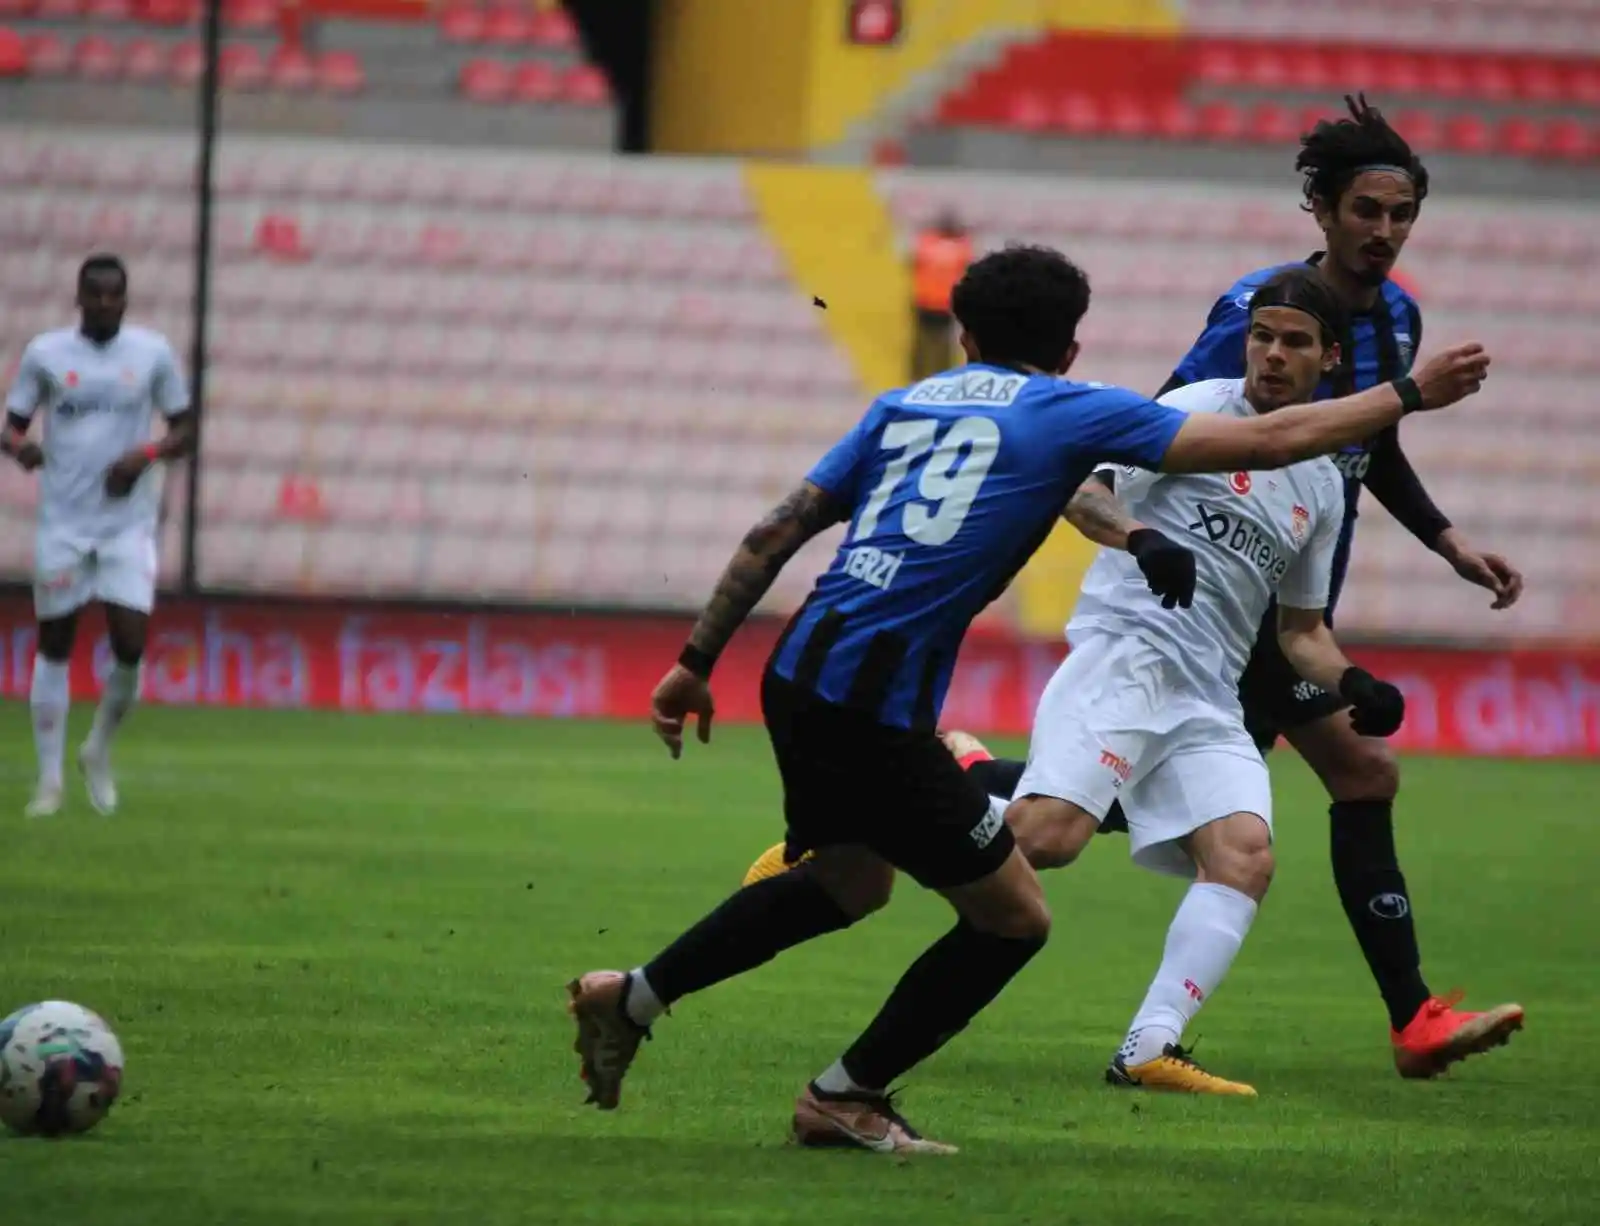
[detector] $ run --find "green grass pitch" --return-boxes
[0,704,1594,1225]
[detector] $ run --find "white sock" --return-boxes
[29,655,70,788]
[1120,882,1259,1066]
[624,968,666,1026]
[88,661,140,752]
[813,1059,876,1096]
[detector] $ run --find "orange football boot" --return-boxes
[1392,991,1525,1079]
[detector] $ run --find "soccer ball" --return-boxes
[0,1001,125,1136]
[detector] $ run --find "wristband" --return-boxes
[1392,376,1424,415]
[678,643,716,679]
[141,443,161,462]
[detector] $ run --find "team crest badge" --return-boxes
[1229,471,1252,496]
[64,371,79,388]
[1291,503,1310,543]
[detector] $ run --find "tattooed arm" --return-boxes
[682,481,848,670]
[652,481,848,758]
[1063,472,1147,550]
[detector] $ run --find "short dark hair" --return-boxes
[78,253,128,293]
[1249,266,1348,347]
[1296,94,1429,215]
[950,244,1091,372]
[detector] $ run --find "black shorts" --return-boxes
[1237,626,1349,753]
[762,670,1014,890]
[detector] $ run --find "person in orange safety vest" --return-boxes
[910,211,973,380]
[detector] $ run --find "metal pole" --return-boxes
[181,0,223,593]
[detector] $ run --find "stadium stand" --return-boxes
[0,126,855,616]
[931,17,1600,161]
[0,118,1591,643]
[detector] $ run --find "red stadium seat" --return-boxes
[1466,56,1516,102]
[439,3,484,44]
[1247,100,1298,144]
[1197,99,1245,142]
[1194,41,1243,88]
[1279,44,1334,91]
[139,0,196,23]
[72,33,121,80]
[122,36,167,82]
[1057,92,1103,136]
[1240,43,1292,89]
[529,5,577,50]
[220,42,266,90]
[511,59,560,104]
[0,26,24,76]
[482,6,530,45]
[168,39,202,85]
[1544,116,1592,162]
[25,31,70,75]
[267,43,315,91]
[562,63,609,106]
[1568,62,1600,106]
[1104,94,1153,139]
[255,213,309,259]
[315,50,363,93]
[0,0,35,17]
[1151,97,1197,139]
[460,57,511,103]
[1004,89,1054,133]
[1391,109,1441,152]
[1419,53,1468,99]
[1443,113,1492,155]
[34,0,82,17]
[223,0,277,30]
[1516,59,1565,104]
[84,0,131,18]
[1497,116,1544,158]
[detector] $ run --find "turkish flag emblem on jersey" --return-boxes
[1228,471,1252,495]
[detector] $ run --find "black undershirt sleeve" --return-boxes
[1362,426,1452,550]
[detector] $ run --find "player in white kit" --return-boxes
[2,255,194,817]
[1007,267,1413,1095]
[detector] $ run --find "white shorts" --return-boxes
[1015,632,1272,878]
[34,527,159,621]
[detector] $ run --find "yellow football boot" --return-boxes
[1106,1043,1257,1097]
[742,842,811,886]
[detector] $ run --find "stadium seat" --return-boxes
[512,59,560,104]
[267,44,315,92]
[529,5,577,50]
[167,39,202,85]
[562,63,609,106]
[461,57,511,103]
[315,50,363,94]
[439,3,485,44]
[24,31,70,74]
[220,43,266,90]
[0,25,23,75]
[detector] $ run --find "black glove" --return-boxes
[1127,528,1196,610]
[1339,666,1406,737]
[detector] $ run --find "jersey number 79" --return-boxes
[852,416,1001,547]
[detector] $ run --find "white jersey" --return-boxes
[1068,378,1345,712]
[5,324,189,539]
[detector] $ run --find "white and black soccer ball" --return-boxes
[0,1001,125,1136]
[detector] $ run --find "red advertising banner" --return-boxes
[0,595,1596,758]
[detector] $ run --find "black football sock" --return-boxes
[1330,799,1431,1030]
[839,920,1046,1090]
[640,866,853,1008]
[965,757,1026,801]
